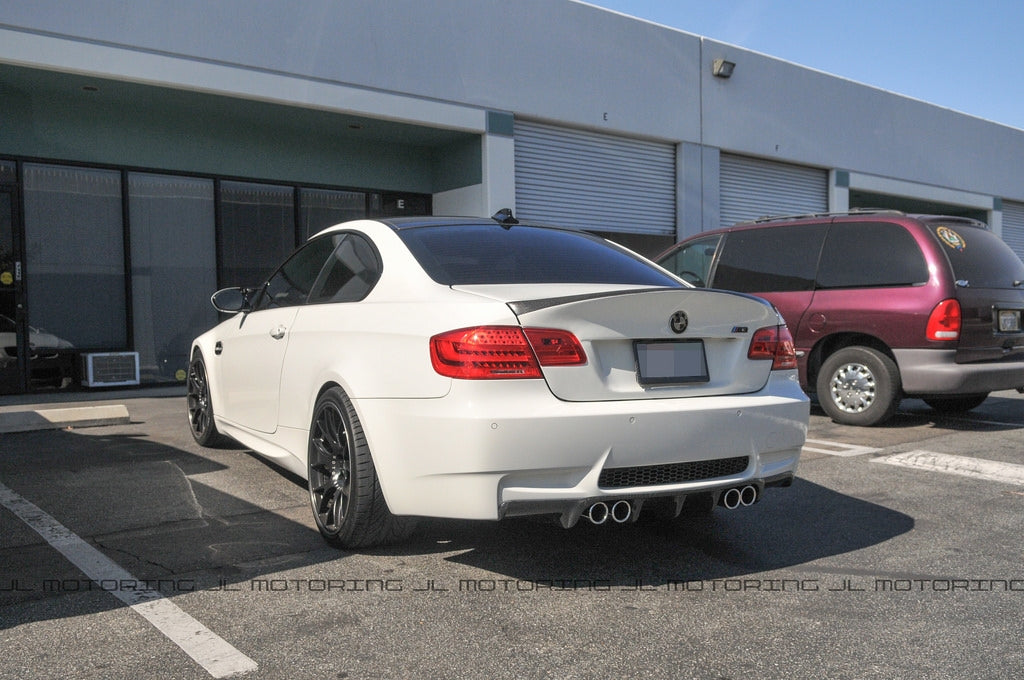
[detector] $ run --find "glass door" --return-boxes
[1,187,24,393]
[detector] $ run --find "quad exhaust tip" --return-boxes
[581,487,757,526]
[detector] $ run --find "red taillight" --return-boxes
[430,326,585,379]
[523,328,587,366]
[748,325,798,370]
[926,299,961,341]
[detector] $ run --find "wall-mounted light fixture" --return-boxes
[711,59,736,79]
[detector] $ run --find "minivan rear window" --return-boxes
[926,222,1024,288]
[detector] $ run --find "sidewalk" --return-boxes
[0,386,185,433]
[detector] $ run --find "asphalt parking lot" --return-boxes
[1,388,1022,679]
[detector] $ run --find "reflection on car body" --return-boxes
[188,212,809,548]
[0,313,75,388]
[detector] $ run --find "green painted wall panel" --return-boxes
[0,65,481,192]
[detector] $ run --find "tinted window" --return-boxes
[713,224,825,292]
[255,236,339,310]
[397,225,680,287]
[308,234,381,303]
[657,235,721,287]
[926,222,1024,288]
[817,222,928,288]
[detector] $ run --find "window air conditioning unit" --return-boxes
[82,352,140,387]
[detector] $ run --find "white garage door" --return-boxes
[514,120,676,235]
[719,154,828,228]
[1002,200,1024,261]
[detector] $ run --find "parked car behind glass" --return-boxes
[656,211,1024,426]
[188,212,808,548]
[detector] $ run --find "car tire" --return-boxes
[816,346,900,427]
[922,393,989,413]
[307,386,416,549]
[186,350,230,447]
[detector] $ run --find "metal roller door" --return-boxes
[514,120,676,235]
[1002,201,1024,261]
[719,154,828,228]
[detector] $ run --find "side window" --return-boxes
[713,225,825,293]
[254,236,338,310]
[818,222,928,288]
[657,235,721,287]
[308,233,382,304]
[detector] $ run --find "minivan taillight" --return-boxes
[926,299,961,341]
[430,326,586,379]
[748,325,798,370]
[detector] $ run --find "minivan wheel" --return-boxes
[817,346,900,426]
[922,393,989,413]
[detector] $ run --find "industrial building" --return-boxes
[2,0,1023,394]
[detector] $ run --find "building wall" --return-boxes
[3,0,1024,395]
[699,38,1024,202]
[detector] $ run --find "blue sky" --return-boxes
[586,0,1024,131]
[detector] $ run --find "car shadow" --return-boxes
[809,392,1024,431]
[388,477,913,586]
[2,424,913,627]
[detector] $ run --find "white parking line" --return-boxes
[802,439,881,457]
[0,481,258,678]
[871,451,1024,486]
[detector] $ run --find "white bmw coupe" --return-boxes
[188,212,809,548]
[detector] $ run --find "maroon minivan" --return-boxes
[656,211,1024,425]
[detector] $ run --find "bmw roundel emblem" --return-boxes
[670,311,689,334]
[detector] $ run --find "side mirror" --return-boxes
[210,287,252,314]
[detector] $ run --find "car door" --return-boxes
[218,235,339,433]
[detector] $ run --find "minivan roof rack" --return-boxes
[741,208,905,225]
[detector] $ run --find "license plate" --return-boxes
[997,309,1022,333]
[635,340,709,385]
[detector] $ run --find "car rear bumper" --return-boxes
[354,371,809,521]
[895,349,1024,394]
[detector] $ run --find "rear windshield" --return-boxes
[397,224,681,287]
[926,222,1024,288]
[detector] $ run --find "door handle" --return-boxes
[270,325,287,340]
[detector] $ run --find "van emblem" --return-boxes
[670,311,689,334]
[936,226,966,252]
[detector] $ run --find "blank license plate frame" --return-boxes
[997,309,1022,333]
[634,340,710,386]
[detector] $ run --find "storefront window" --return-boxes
[0,160,15,183]
[23,164,126,350]
[300,188,366,240]
[129,173,218,383]
[219,181,296,287]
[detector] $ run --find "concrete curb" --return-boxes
[0,404,131,434]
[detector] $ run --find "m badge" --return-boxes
[669,311,689,334]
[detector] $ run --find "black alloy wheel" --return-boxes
[187,351,229,447]
[307,386,415,548]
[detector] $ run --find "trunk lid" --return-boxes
[454,284,783,401]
